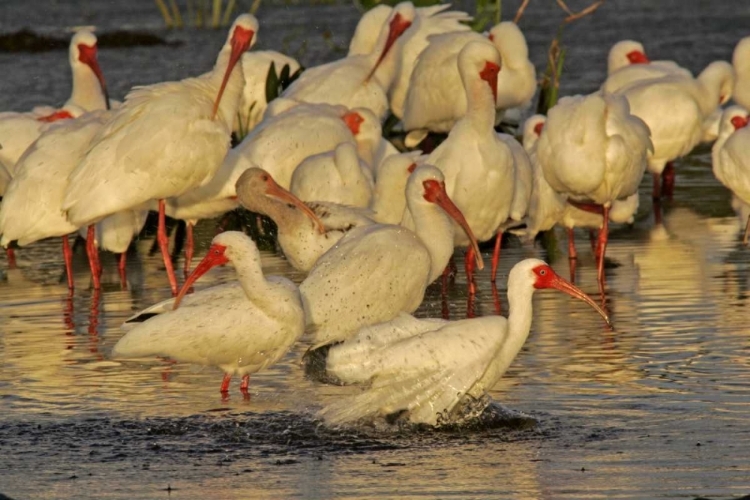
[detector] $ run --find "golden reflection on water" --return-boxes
[1,171,750,499]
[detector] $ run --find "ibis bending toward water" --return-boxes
[318,259,611,427]
[114,232,305,396]
[62,15,258,296]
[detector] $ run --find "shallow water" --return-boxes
[2,0,750,499]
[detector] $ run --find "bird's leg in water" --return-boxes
[5,248,16,269]
[441,264,451,320]
[118,252,128,290]
[184,222,194,276]
[490,232,502,282]
[662,162,675,199]
[567,228,577,260]
[744,215,750,246]
[158,199,179,296]
[491,281,502,315]
[652,171,661,200]
[597,205,610,301]
[62,235,74,290]
[240,375,250,400]
[465,247,477,295]
[220,373,232,394]
[86,225,101,290]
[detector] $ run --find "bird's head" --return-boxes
[71,30,110,110]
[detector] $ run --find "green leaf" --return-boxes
[265,62,279,103]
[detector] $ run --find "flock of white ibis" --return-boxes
[0,4,748,426]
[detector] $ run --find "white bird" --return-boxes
[606,39,651,74]
[235,167,372,273]
[615,60,735,199]
[401,21,535,143]
[422,41,514,286]
[536,92,651,287]
[0,158,11,196]
[234,50,301,136]
[0,111,146,289]
[281,2,415,121]
[300,164,483,349]
[521,114,639,266]
[229,104,383,189]
[369,150,423,224]
[290,142,374,207]
[711,106,750,244]
[317,258,611,427]
[62,15,258,296]
[0,30,109,171]
[112,231,305,396]
[733,37,750,110]
[603,40,692,95]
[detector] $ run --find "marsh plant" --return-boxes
[154,0,261,29]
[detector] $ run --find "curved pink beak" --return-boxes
[731,115,749,130]
[265,176,326,234]
[424,179,484,270]
[537,269,611,326]
[37,110,75,122]
[78,43,110,110]
[480,61,500,102]
[173,243,229,309]
[366,13,412,81]
[213,26,255,119]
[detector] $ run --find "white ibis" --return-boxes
[235,167,372,273]
[521,114,639,268]
[317,259,611,426]
[712,106,750,244]
[602,40,692,95]
[733,37,750,110]
[0,111,145,289]
[229,104,382,189]
[369,150,423,224]
[422,41,515,287]
[281,2,415,121]
[401,21,534,143]
[62,15,258,296]
[614,60,735,199]
[0,29,109,171]
[300,164,483,349]
[536,92,651,289]
[234,50,301,135]
[290,142,374,207]
[112,231,305,396]
[606,40,650,74]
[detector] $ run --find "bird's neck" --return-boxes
[464,79,496,132]
[68,63,107,111]
[505,279,535,362]
[407,203,456,283]
[232,249,279,312]
[696,62,732,115]
[371,175,408,224]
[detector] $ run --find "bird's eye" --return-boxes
[262,175,268,181]
[539,269,547,275]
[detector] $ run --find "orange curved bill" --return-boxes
[430,182,484,270]
[78,43,110,110]
[213,26,255,119]
[549,274,612,327]
[173,244,229,310]
[265,178,326,234]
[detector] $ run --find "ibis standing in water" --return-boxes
[62,15,258,295]
[318,259,611,427]
[113,232,306,396]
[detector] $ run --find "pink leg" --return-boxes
[220,373,232,394]
[464,247,477,295]
[597,205,610,299]
[118,252,128,290]
[652,172,661,200]
[62,235,74,290]
[240,374,250,400]
[86,225,101,290]
[491,281,502,315]
[6,248,16,269]
[490,232,502,283]
[158,199,179,296]
[184,222,194,277]
[567,228,577,260]
[662,162,675,199]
